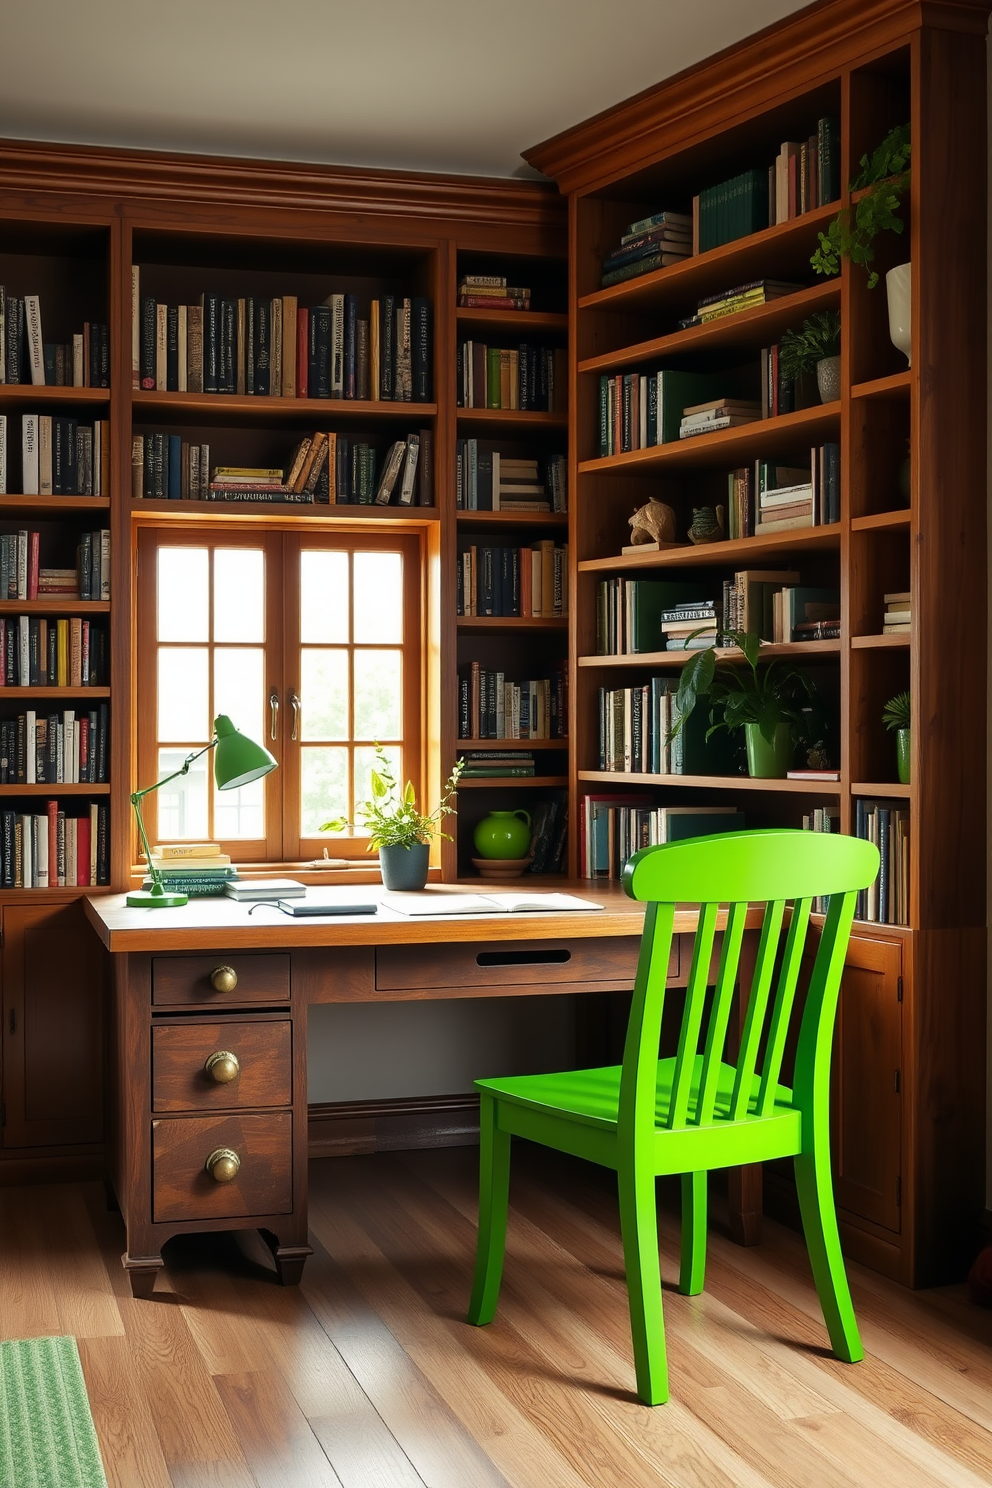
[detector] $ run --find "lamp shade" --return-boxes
[212,714,277,790]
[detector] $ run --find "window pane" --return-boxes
[354,744,402,820]
[158,549,208,642]
[214,777,265,841]
[301,551,349,643]
[159,649,209,743]
[214,648,264,746]
[301,649,348,740]
[354,552,403,642]
[301,747,349,837]
[156,747,209,840]
[353,649,402,741]
[214,549,264,643]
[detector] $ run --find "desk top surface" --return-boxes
[85,882,661,953]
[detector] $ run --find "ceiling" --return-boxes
[1,0,809,180]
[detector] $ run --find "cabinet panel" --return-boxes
[833,934,902,1232]
[1,902,105,1149]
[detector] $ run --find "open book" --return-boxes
[382,891,603,916]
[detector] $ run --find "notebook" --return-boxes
[224,878,307,901]
[382,892,603,916]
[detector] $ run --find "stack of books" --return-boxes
[145,843,238,898]
[773,586,840,642]
[661,600,721,650]
[458,276,531,311]
[458,751,536,779]
[678,280,803,331]
[455,444,566,512]
[883,590,911,634]
[679,398,761,439]
[599,211,693,288]
[457,341,566,411]
[209,462,311,506]
[14,415,110,496]
[755,475,816,533]
[1,289,109,387]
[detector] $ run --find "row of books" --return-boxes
[524,798,567,875]
[600,210,692,288]
[726,446,840,537]
[456,542,568,618]
[134,275,432,402]
[3,415,111,497]
[0,802,109,889]
[458,664,567,741]
[131,430,434,507]
[458,275,532,312]
[0,616,107,688]
[456,341,567,412]
[597,680,684,774]
[0,290,109,387]
[0,705,109,785]
[802,806,840,914]
[854,798,909,925]
[695,118,839,253]
[598,369,729,455]
[720,571,839,643]
[883,590,910,634]
[596,578,706,656]
[455,444,566,513]
[581,798,744,878]
[0,530,111,602]
[459,750,537,778]
[676,280,803,333]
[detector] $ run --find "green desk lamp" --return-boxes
[128,714,277,908]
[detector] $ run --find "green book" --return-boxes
[655,369,725,443]
[487,347,501,409]
[660,807,745,841]
[629,579,707,653]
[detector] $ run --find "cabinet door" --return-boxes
[1,903,105,1148]
[832,934,902,1232]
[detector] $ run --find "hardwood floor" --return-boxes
[3,1147,992,1487]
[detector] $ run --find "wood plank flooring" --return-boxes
[2,1146,992,1487]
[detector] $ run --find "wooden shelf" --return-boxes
[0,601,109,614]
[457,776,568,789]
[851,370,912,401]
[457,616,567,630]
[0,687,110,698]
[579,402,839,474]
[852,782,911,798]
[576,770,841,794]
[0,385,110,407]
[132,390,437,421]
[577,525,841,572]
[0,783,110,795]
[458,738,567,750]
[456,409,567,431]
[456,308,568,333]
[578,280,840,376]
[850,510,910,532]
[850,633,910,648]
[131,499,438,523]
[0,496,111,515]
[577,640,841,668]
[456,510,567,527]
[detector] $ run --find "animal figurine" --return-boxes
[628,498,677,546]
[687,505,726,544]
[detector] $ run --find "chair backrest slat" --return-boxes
[668,902,719,1129]
[696,900,749,1125]
[757,897,813,1115]
[618,901,675,1144]
[729,900,785,1120]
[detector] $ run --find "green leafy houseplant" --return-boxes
[779,311,841,381]
[811,124,911,288]
[320,746,464,850]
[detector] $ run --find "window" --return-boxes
[136,525,422,862]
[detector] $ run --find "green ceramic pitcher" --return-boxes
[473,810,532,859]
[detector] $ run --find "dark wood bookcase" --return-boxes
[526,0,988,1285]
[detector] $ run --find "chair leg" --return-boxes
[794,1135,863,1364]
[617,1160,668,1404]
[467,1094,511,1326]
[679,1171,707,1296]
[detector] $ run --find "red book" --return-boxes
[296,308,309,400]
[27,531,40,600]
[0,618,5,686]
[78,716,90,781]
[76,813,91,887]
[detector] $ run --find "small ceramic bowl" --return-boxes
[471,855,534,879]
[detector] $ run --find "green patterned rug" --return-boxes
[0,1336,107,1488]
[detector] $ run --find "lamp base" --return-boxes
[126,889,188,908]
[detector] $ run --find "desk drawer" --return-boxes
[152,1112,292,1221]
[152,1021,292,1112]
[152,953,290,1007]
[375,936,648,992]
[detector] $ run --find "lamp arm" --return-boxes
[131,740,218,893]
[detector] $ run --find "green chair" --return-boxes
[467,828,880,1405]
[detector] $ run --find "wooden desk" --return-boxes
[85,885,736,1295]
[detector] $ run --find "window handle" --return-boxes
[269,689,280,741]
[290,689,301,741]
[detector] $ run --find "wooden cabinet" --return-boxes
[0,902,105,1149]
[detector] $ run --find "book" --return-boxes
[224,878,307,901]
[382,891,603,916]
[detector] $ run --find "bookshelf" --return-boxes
[525,0,988,1284]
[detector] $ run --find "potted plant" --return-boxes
[779,310,841,404]
[882,690,911,785]
[811,123,911,290]
[669,629,821,778]
[321,746,464,890]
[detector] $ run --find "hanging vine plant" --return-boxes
[811,124,911,288]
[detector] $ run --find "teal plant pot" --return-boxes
[896,728,911,785]
[473,810,532,860]
[744,722,794,779]
[379,842,430,891]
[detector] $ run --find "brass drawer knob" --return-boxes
[210,965,238,993]
[204,1049,240,1084]
[205,1147,241,1183]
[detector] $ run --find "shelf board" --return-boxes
[0,687,110,698]
[851,633,910,649]
[457,738,568,750]
[456,510,568,527]
[456,408,568,432]
[852,782,911,798]
[578,203,840,316]
[0,600,110,614]
[577,524,841,572]
[851,370,912,401]
[0,496,111,514]
[131,499,438,522]
[457,616,567,630]
[0,385,111,407]
[0,783,110,795]
[455,308,568,333]
[132,390,437,420]
[576,770,841,794]
[850,509,910,532]
[579,401,839,475]
[457,776,568,789]
[577,640,841,668]
[578,280,840,376]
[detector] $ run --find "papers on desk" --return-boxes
[382,891,604,916]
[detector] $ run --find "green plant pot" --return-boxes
[896,728,911,785]
[472,810,532,859]
[744,722,794,778]
[379,842,430,891]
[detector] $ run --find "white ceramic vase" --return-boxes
[886,262,912,365]
[816,355,841,402]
